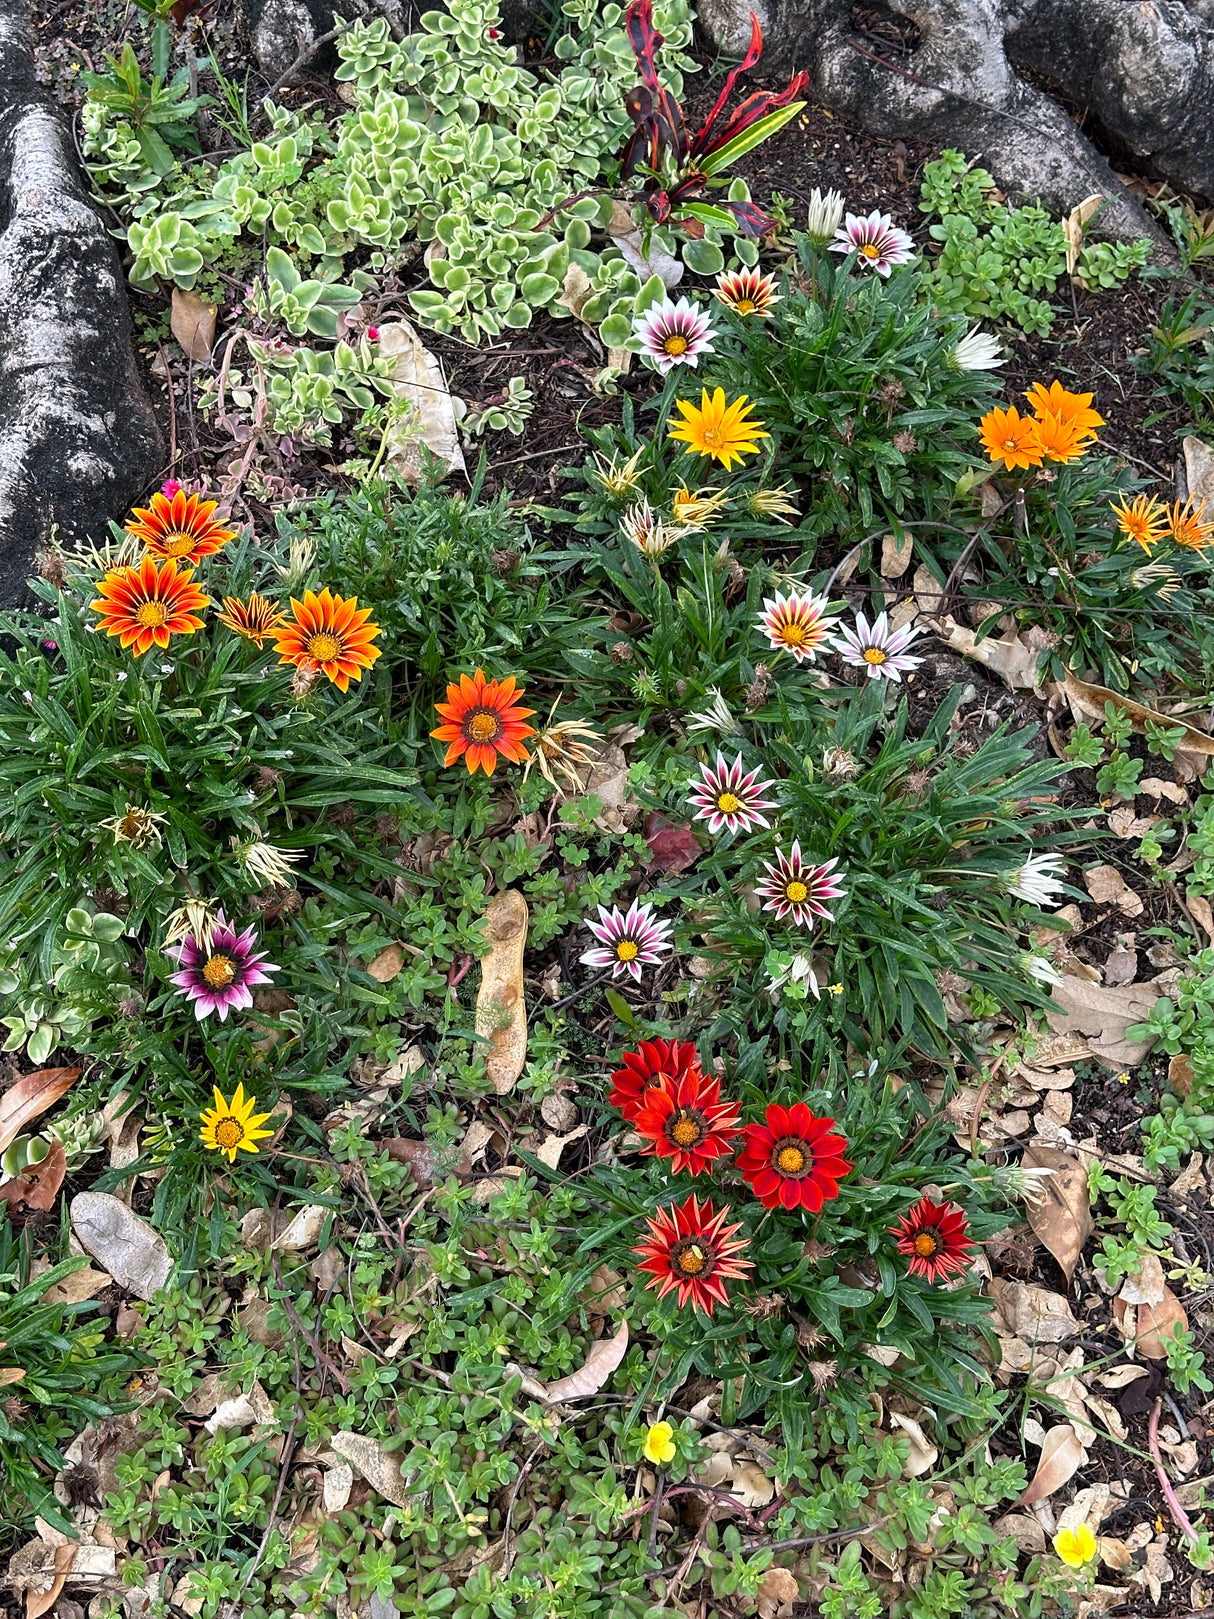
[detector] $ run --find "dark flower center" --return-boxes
[203,954,236,988]
[671,1237,710,1277]
[667,1109,705,1150]
[913,1229,942,1258]
[464,708,502,745]
[773,1139,811,1178]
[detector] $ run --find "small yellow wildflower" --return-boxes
[1052,1523,1096,1568]
[199,1084,275,1163]
[642,1421,677,1466]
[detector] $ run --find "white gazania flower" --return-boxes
[580,900,673,981]
[829,210,915,276]
[1007,852,1066,908]
[102,803,167,848]
[754,843,847,929]
[686,752,778,835]
[744,483,800,524]
[766,953,821,1000]
[757,589,836,664]
[714,267,781,318]
[833,611,924,682]
[1022,952,1064,987]
[589,446,646,498]
[632,297,717,373]
[950,328,1005,371]
[805,186,846,248]
[620,499,683,558]
[686,688,742,737]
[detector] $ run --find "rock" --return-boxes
[0,0,161,606]
[237,0,341,80]
[69,1193,172,1301]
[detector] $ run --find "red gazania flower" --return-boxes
[633,1193,752,1316]
[89,555,210,656]
[431,669,536,775]
[271,589,382,692]
[632,1069,742,1176]
[736,1103,851,1211]
[125,488,237,564]
[608,1037,701,1121]
[890,1194,974,1282]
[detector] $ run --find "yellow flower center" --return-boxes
[202,954,236,988]
[777,1144,806,1174]
[664,334,689,356]
[735,299,756,314]
[780,623,809,647]
[306,632,342,663]
[669,1112,703,1148]
[913,1230,941,1258]
[717,791,741,814]
[700,427,723,448]
[1002,437,1021,451]
[860,243,881,259]
[134,601,169,628]
[863,647,887,665]
[215,1117,244,1150]
[616,939,639,962]
[163,533,197,557]
[466,710,501,744]
[676,1243,706,1276]
[785,880,808,903]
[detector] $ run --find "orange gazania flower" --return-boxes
[633,1194,752,1317]
[1032,410,1097,464]
[979,406,1043,471]
[271,589,382,692]
[431,670,536,775]
[1023,381,1104,435]
[1167,497,1214,551]
[217,592,288,647]
[126,489,237,564]
[1111,493,1168,553]
[89,555,210,656]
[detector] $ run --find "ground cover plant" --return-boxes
[9,0,1214,1613]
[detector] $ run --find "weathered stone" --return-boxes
[0,0,161,605]
[238,0,342,80]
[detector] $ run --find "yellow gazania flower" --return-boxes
[642,1421,677,1466]
[1167,496,1214,550]
[669,389,769,471]
[199,1084,274,1163]
[1110,493,1168,552]
[1052,1523,1096,1568]
[672,484,730,528]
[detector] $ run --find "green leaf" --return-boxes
[699,103,806,178]
[604,987,635,1028]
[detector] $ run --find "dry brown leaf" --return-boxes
[1046,975,1172,1067]
[1098,1536,1134,1571]
[331,1431,418,1507]
[1186,890,1214,942]
[1140,777,1189,805]
[25,1542,75,1619]
[1030,1033,1092,1067]
[42,1262,111,1306]
[0,1366,26,1386]
[924,614,1043,691]
[366,944,405,983]
[889,1410,938,1477]
[990,1278,1080,1343]
[1018,1422,1085,1504]
[755,1567,799,1619]
[1021,1144,1093,1283]
[0,1067,80,1155]
[1064,195,1104,276]
[0,1141,66,1211]
[477,891,528,1094]
[993,1513,1047,1554]
[1096,1362,1151,1389]
[1064,672,1214,756]
[1083,864,1143,916]
[1085,1394,1128,1441]
[730,1456,776,1508]
[1015,1064,1076,1091]
[534,1123,588,1170]
[1119,1251,1166,1307]
[170,286,217,361]
[544,1319,629,1403]
[378,319,466,483]
[880,532,913,578]
[1138,1286,1188,1359]
[70,1191,172,1300]
[270,1204,329,1252]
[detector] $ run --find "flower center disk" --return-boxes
[135,602,169,628]
[775,1142,808,1176]
[785,880,808,903]
[464,709,502,744]
[668,1110,704,1149]
[164,533,196,556]
[863,648,886,664]
[914,1230,941,1257]
[717,791,741,813]
[215,1118,244,1150]
[664,335,689,355]
[203,954,236,988]
[306,632,342,663]
[616,939,639,962]
[673,1239,708,1276]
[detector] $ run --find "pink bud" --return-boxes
[161,479,183,498]
[488,27,499,37]
[367,326,380,341]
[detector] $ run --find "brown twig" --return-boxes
[263,20,358,101]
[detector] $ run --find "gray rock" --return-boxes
[70,1192,173,1301]
[0,0,162,606]
[239,0,341,80]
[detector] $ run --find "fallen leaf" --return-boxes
[544,1319,629,1403]
[993,1513,1047,1554]
[990,1279,1080,1343]
[1086,1394,1128,1441]
[70,1192,172,1300]
[880,532,913,579]
[0,1067,80,1155]
[534,1123,588,1170]
[331,1431,419,1507]
[923,614,1043,692]
[322,1461,354,1514]
[1119,1251,1166,1307]
[1139,777,1189,805]
[1021,1144,1093,1283]
[24,1542,75,1619]
[1064,195,1104,277]
[1138,1286,1188,1359]
[0,1141,66,1210]
[1186,889,1214,942]
[378,320,466,484]
[1064,672,1214,757]
[730,1456,776,1508]
[271,1204,330,1252]
[382,1137,468,1190]
[643,813,700,874]
[1018,1422,1085,1504]
[366,944,405,983]
[1103,946,1138,986]
[42,1262,111,1306]
[556,261,594,322]
[608,208,683,289]
[1046,975,1174,1068]
[889,1410,938,1476]
[755,1567,799,1619]
[476,891,528,1095]
[204,1379,276,1434]
[1083,864,1143,916]
[1183,435,1214,504]
[170,286,217,361]
[1098,1536,1134,1571]
[1096,1363,1151,1390]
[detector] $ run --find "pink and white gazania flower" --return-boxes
[755,843,846,929]
[687,752,779,835]
[580,899,673,980]
[757,589,835,664]
[829,210,915,277]
[633,297,716,373]
[834,611,924,682]
[167,910,279,1021]
[714,267,781,318]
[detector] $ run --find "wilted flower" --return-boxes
[671,485,730,528]
[1007,852,1066,907]
[523,703,604,795]
[999,1164,1057,1208]
[1167,496,1214,551]
[744,483,800,524]
[276,534,316,581]
[633,297,717,373]
[686,687,742,737]
[766,953,820,999]
[830,210,915,275]
[1023,952,1064,987]
[805,186,846,248]
[1129,560,1181,599]
[217,592,288,646]
[821,746,860,780]
[950,328,1004,371]
[163,896,219,955]
[102,804,166,848]
[580,899,673,980]
[620,499,683,557]
[233,838,305,890]
[589,447,645,497]
[834,611,924,681]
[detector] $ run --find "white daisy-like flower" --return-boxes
[620,499,683,558]
[686,688,742,737]
[767,953,821,1000]
[950,328,1005,371]
[754,843,847,929]
[632,297,717,374]
[805,186,846,249]
[1023,952,1064,988]
[834,611,924,682]
[829,210,915,276]
[686,752,778,836]
[1007,852,1067,908]
[580,899,674,981]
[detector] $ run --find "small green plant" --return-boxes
[460,375,536,437]
[80,38,210,178]
[1162,1322,1213,1395]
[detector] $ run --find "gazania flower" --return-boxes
[609,1037,702,1121]
[271,589,382,692]
[1023,381,1103,434]
[633,1068,743,1175]
[633,297,716,373]
[757,589,835,663]
[1053,1524,1097,1569]
[431,669,536,775]
[686,687,742,737]
[90,556,210,657]
[589,447,645,497]
[890,1193,974,1282]
[979,406,1043,471]
[1033,410,1097,464]
[522,702,603,795]
[669,389,769,471]
[233,839,304,889]
[745,484,800,524]
[167,910,280,1022]
[125,488,236,564]
[199,1084,274,1163]
[1130,561,1181,599]
[687,752,778,835]
[1111,493,1168,553]
[164,896,218,955]
[755,843,846,928]
[714,267,780,317]
[633,1194,752,1316]
[834,611,924,681]
[829,210,915,276]
[620,499,683,557]
[580,899,673,980]
[672,485,730,528]
[805,186,846,248]
[1167,496,1214,550]
[950,329,1004,371]
[642,1421,676,1465]
[101,803,166,848]
[217,592,288,646]
[737,1103,852,1211]
[1007,852,1066,907]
